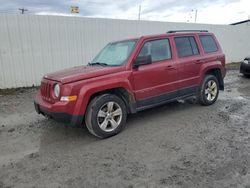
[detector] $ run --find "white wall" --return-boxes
[0,14,250,89]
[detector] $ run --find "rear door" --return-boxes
[132,38,178,108]
[173,35,202,96]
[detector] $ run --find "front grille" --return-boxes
[40,81,54,103]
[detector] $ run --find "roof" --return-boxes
[230,19,250,25]
[111,30,212,43]
[141,30,211,39]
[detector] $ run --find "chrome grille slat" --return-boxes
[40,81,54,103]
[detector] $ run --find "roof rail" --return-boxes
[167,30,208,33]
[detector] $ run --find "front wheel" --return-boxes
[85,94,127,138]
[199,75,219,106]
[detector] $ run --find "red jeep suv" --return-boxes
[34,30,226,138]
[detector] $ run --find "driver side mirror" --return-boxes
[133,55,152,68]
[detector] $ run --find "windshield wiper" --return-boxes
[88,62,109,66]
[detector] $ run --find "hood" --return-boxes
[44,65,124,84]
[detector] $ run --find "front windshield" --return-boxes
[90,40,136,66]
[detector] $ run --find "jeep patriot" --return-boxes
[34,30,226,138]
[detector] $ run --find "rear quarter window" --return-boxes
[199,35,218,53]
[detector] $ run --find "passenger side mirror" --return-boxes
[133,55,152,68]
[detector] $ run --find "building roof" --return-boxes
[230,19,250,25]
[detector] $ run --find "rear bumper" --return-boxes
[34,94,84,126]
[240,63,250,75]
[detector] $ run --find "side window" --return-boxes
[174,36,199,57]
[199,35,218,53]
[138,39,171,62]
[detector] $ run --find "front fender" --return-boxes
[73,73,134,116]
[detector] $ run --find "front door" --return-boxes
[132,38,178,108]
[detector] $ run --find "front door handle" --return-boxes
[194,60,205,64]
[165,65,176,70]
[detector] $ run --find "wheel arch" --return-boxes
[204,68,224,90]
[87,87,137,115]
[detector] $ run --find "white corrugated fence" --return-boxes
[0,14,250,89]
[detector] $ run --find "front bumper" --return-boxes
[34,94,84,126]
[240,62,250,75]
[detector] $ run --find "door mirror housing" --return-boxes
[133,55,152,68]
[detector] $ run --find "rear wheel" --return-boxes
[199,75,219,106]
[85,94,127,138]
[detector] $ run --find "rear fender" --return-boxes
[199,61,225,90]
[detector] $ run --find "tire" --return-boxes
[85,94,127,138]
[243,74,250,78]
[199,75,219,106]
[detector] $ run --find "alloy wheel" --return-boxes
[97,101,122,132]
[205,80,218,101]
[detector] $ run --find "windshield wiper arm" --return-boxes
[88,62,108,66]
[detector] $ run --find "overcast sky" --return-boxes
[0,0,249,24]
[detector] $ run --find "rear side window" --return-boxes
[174,36,199,57]
[138,39,172,62]
[199,35,218,53]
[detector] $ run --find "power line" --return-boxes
[0,9,18,13]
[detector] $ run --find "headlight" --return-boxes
[54,84,60,98]
[243,60,249,64]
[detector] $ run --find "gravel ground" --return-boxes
[0,70,250,188]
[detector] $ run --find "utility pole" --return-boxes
[19,8,28,14]
[194,9,197,23]
[138,4,141,20]
[188,9,198,23]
